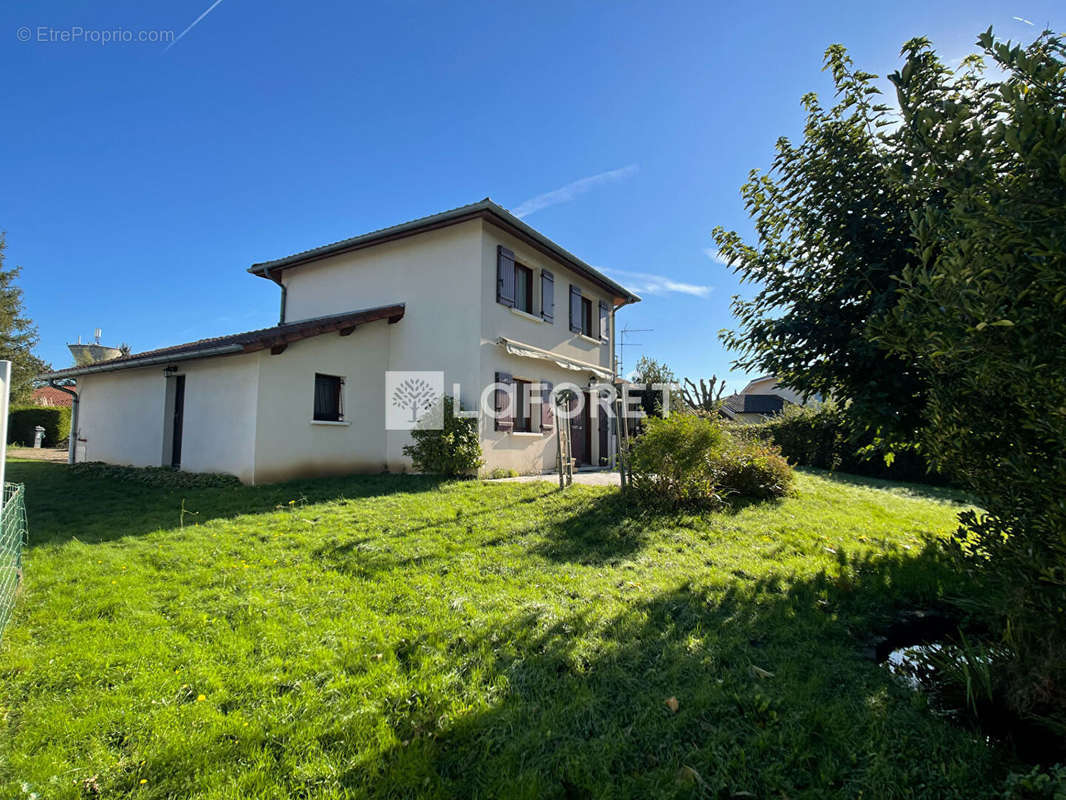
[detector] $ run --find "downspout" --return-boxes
[265,266,287,324]
[49,380,79,465]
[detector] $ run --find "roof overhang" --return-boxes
[248,199,641,307]
[39,303,405,380]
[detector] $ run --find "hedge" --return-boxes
[8,406,72,447]
[734,403,948,486]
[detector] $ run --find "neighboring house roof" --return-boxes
[248,198,641,306]
[39,303,405,380]
[741,394,785,415]
[32,385,75,407]
[722,393,786,416]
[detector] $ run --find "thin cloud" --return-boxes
[703,248,731,266]
[164,0,227,52]
[1013,15,1034,25]
[602,268,712,299]
[512,164,638,218]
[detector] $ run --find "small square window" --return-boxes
[313,373,344,421]
[514,263,533,314]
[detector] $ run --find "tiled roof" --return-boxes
[32,385,75,406]
[248,198,641,304]
[39,303,405,380]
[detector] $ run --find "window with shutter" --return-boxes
[580,297,593,337]
[514,263,533,313]
[513,379,532,432]
[598,300,610,343]
[541,270,554,322]
[497,246,516,307]
[569,285,582,333]
[313,373,344,421]
[494,371,513,431]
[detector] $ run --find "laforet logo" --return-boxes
[385,371,446,430]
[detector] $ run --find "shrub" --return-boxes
[402,396,482,478]
[714,438,794,500]
[629,414,793,508]
[488,468,518,479]
[8,406,71,447]
[740,403,944,485]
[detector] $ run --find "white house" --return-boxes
[720,375,821,422]
[41,199,640,483]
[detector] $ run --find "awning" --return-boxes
[498,337,614,381]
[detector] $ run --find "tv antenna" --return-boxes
[617,325,653,378]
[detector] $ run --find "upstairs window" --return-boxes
[313,373,344,421]
[581,296,593,337]
[514,263,533,314]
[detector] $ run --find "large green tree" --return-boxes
[0,235,50,404]
[713,48,926,442]
[717,30,1066,721]
[878,31,1066,714]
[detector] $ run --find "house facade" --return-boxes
[40,200,640,483]
[720,375,820,423]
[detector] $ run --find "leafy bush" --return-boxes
[714,438,794,500]
[8,406,71,447]
[68,462,241,488]
[629,414,793,507]
[739,403,944,485]
[402,396,482,478]
[488,468,518,479]
[629,414,727,506]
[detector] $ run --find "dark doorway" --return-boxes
[569,391,591,466]
[171,375,185,468]
[597,397,609,466]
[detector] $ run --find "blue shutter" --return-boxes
[540,270,554,322]
[496,246,515,307]
[569,285,582,333]
[598,300,609,343]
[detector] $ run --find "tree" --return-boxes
[680,376,726,413]
[718,27,1066,723]
[875,30,1066,714]
[0,235,50,404]
[630,356,681,418]
[713,47,927,443]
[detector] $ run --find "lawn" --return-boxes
[0,461,1013,799]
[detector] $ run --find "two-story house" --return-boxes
[40,199,640,483]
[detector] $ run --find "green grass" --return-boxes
[0,461,1013,799]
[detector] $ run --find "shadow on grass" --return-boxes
[797,466,973,506]
[6,461,453,547]
[331,545,1007,799]
[532,490,789,566]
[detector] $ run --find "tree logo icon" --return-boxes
[385,371,445,430]
[392,377,438,422]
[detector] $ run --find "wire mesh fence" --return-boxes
[0,483,27,636]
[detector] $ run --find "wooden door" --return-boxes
[569,391,591,466]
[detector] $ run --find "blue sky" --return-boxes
[2,0,1059,392]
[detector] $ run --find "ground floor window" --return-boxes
[513,378,532,432]
[313,373,344,421]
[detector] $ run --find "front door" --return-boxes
[171,375,185,468]
[569,391,591,466]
